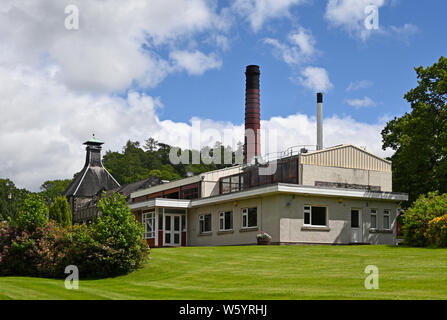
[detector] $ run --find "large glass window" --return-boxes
[219,211,233,231]
[242,207,257,228]
[199,214,212,233]
[304,206,327,227]
[142,211,155,239]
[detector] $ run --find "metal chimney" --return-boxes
[316,92,323,151]
[244,65,261,164]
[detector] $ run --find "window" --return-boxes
[142,211,155,239]
[230,175,239,192]
[370,209,377,229]
[383,210,390,230]
[351,209,360,228]
[304,205,327,226]
[242,208,257,228]
[199,214,212,233]
[219,211,233,231]
[221,177,231,194]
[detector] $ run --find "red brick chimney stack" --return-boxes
[244,65,261,164]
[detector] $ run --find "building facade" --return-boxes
[129,145,408,247]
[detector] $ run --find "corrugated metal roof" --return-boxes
[299,144,391,172]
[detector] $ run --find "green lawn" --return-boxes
[0,245,446,300]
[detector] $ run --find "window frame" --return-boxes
[219,211,233,231]
[303,205,328,227]
[369,209,378,229]
[199,214,212,234]
[142,211,155,239]
[241,207,258,229]
[383,209,390,230]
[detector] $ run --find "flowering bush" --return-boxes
[425,214,447,247]
[402,192,447,247]
[0,192,149,279]
[256,232,272,240]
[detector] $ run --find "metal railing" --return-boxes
[255,145,317,164]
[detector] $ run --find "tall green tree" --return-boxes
[14,193,49,232]
[382,56,447,206]
[103,139,238,186]
[39,179,72,206]
[0,178,29,221]
[48,196,71,227]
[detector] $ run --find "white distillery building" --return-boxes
[128,65,408,247]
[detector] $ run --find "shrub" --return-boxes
[14,194,48,232]
[256,232,272,240]
[402,192,447,247]
[87,192,149,277]
[0,192,149,279]
[425,214,447,247]
[49,196,71,227]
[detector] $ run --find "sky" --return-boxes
[1,0,446,191]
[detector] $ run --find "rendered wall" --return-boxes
[300,164,393,192]
[187,195,280,246]
[278,194,398,245]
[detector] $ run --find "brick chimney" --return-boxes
[244,65,261,164]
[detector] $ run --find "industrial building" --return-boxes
[127,65,408,247]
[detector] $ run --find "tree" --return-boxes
[48,196,71,227]
[402,192,447,247]
[39,179,72,206]
[381,56,447,206]
[89,192,149,276]
[14,193,49,232]
[0,178,29,221]
[143,137,159,152]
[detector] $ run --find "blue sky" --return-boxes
[150,0,445,125]
[0,0,446,190]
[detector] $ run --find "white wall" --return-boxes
[301,164,393,192]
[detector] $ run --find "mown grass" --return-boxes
[0,245,446,300]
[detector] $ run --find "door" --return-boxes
[164,214,182,246]
[350,209,363,243]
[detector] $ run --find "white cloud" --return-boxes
[389,23,419,44]
[325,0,386,41]
[0,0,230,93]
[264,27,317,65]
[170,50,222,75]
[298,67,333,92]
[324,0,418,42]
[232,0,306,32]
[346,80,373,92]
[346,96,377,108]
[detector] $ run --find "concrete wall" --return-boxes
[187,195,280,246]
[187,193,398,246]
[301,164,393,192]
[278,194,398,245]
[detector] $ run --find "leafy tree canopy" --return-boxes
[0,178,29,221]
[103,138,241,185]
[382,56,447,206]
[39,179,72,206]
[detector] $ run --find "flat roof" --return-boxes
[129,183,408,210]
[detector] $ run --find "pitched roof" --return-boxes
[105,176,163,197]
[300,144,392,172]
[63,165,120,197]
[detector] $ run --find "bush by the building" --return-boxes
[0,192,149,278]
[402,192,447,247]
[425,214,447,247]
